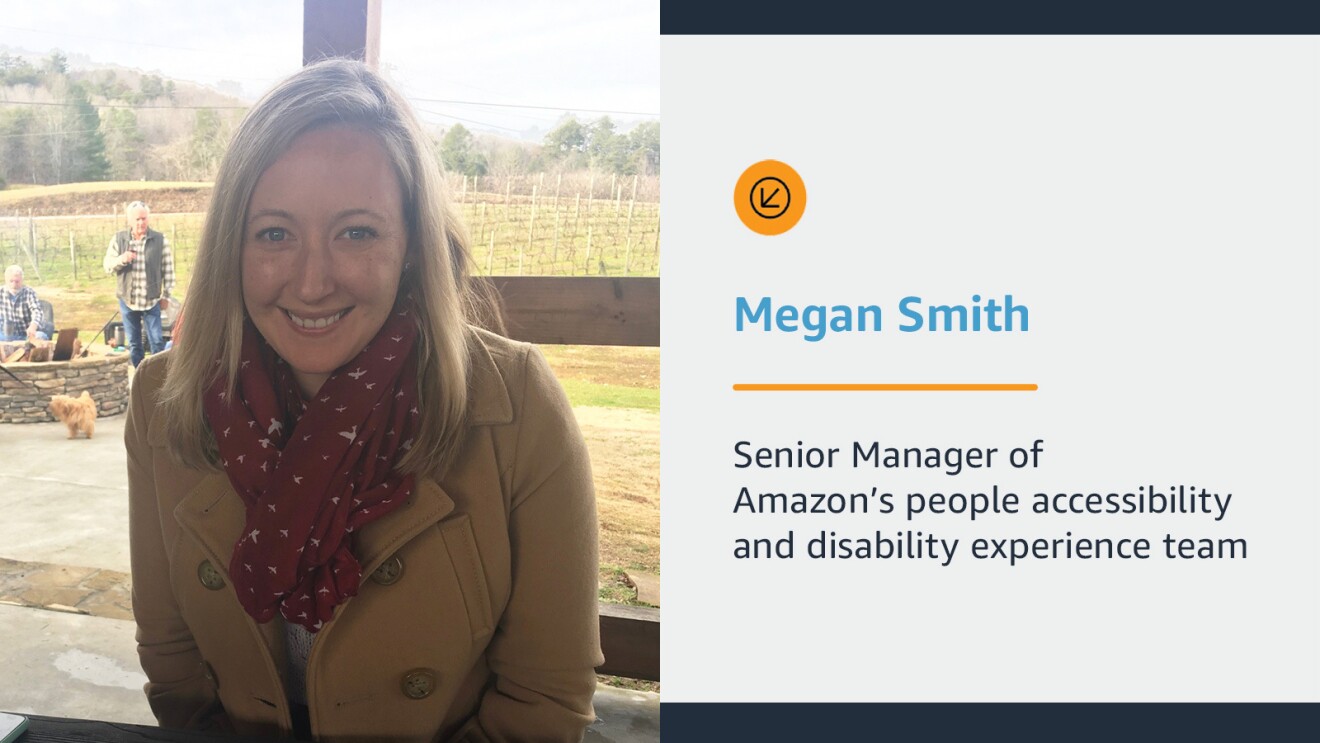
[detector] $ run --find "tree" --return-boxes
[42,80,109,183]
[0,108,38,185]
[0,55,41,86]
[438,123,487,177]
[140,74,166,100]
[45,51,69,76]
[545,117,586,154]
[69,84,110,181]
[586,117,629,174]
[486,139,542,178]
[542,116,588,170]
[629,121,660,175]
[103,108,146,179]
[189,108,227,178]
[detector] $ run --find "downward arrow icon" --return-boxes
[737,162,804,234]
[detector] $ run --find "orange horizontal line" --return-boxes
[733,383,1038,392]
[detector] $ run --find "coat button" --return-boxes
[371,555,404,585]
[401,669,436,699]
[197,560,226,590]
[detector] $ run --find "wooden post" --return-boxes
[69,230,78,289]
[624,238,632,276]
[584,225,592,275]
[461,175,468,204]
[587,172,595,211]
[478,202,487,244]
[524,185,537,271]
[625,174,637,245]
[572,193,582,257]
[26,209,41,280]
[503,180,512,248]
[486,229,494,275]
[303,0,381,69]
[552,210,561,264]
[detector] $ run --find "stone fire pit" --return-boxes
[0,348,131,423]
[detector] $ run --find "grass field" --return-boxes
[3,181,661,621]
[0,181,213,205]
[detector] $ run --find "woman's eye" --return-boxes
[256,227,287,242]
[342,226,377,240]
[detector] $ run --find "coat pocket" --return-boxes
[436,514,494,640]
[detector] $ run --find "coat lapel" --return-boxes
[173,473,285,662]
[354,477,456,577]
[174,472,243,566]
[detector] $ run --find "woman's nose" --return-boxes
[294,240,336,304]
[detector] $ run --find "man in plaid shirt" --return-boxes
[104,201,174,367]
[1,265,48,342]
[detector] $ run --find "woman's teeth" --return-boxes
[287,310,345,329]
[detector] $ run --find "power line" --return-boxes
[0,123,141,140]
[410,96,658,117]
[0,100,248,111]
[413,107,523,135]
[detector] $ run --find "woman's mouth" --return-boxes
[285,308,350,330]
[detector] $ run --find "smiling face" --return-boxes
[241,125,409,397]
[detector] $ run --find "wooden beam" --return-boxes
[303,0,381,68]
[481,276,660,347]
[598,603,660,681]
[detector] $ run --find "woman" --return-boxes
[126,60,602,742]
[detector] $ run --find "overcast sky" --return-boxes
[0,0,660,140]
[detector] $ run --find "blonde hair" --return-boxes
[160,59,484,476]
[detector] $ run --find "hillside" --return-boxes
[0,51,247,186]
[0,181,212,215]
[1,50,659,192]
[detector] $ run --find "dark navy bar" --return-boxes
[661,1,1320,34]
[661,703,1320,741]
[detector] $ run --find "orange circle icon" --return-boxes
[735,160,806,236]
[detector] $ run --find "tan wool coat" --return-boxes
[127,329,603,742]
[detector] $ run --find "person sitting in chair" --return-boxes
[1,265,49,342]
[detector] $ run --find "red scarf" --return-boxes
[203,309,420,632]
